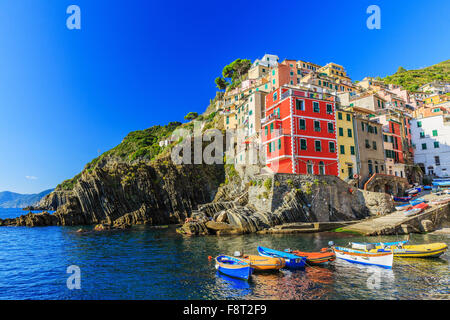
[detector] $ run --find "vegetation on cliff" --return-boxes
[381,59,450,92]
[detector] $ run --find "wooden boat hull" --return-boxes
[215,255,253,280]
[333,247,393,268]
[370,243,448,258]
[241,254,285,271]
[257,246,306,269]
[292,248,336,265]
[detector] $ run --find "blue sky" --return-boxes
[0,0,449,194]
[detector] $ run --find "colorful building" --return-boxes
[336,108,358,180]
[261,86,339,176]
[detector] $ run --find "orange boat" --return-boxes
[291,248,336,265]
[240,254,285,271]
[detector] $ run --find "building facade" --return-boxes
[411,115,450,177]
[261,86,339,176]
[336,108,358,180]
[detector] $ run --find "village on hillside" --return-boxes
[211,54,450,196]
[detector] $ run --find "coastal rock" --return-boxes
[205,221,235,231]
[420,219,434,233]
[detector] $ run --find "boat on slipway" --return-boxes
[215,255,253,280]
[257,246,306,269]
[333,246,393,269]
[395,203,411,211]
[404,202,428,217]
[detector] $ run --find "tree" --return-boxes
[396,66,407,73]
[215,77,228,90]
[184,112,198,121]
[222,59,251,83]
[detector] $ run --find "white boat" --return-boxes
[333,246,393,269]
[404,208,423,217]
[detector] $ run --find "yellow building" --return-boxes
[336,108,358,180]
[319,62,351,82]
[423,93,450,105]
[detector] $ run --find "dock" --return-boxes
[341,193,450,236]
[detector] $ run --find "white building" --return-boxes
[251,54,279,68]
[411,114,450,177]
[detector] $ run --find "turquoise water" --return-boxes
[0,208,449,300]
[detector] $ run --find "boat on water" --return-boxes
[352,241,448,258]
[257,246,306,269]
[393,196,411,203]
[333,246,394,269]
[215,255,253,280]
[239,254,285,271]
[405,202,428,217]
[289,248,336,265]
[395,203,411,211]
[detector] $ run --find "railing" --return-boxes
[261,113,280,124]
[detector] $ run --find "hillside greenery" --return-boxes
[381,59,450,92]
[57,121,182,190]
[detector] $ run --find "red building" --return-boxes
[261,86,339,176]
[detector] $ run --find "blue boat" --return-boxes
[410,198,425,206]
[257,246,306,269]
[215,255,253,280]
[423,186,432,190]
[393,196,411,203]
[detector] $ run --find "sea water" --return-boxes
[0,208,448,300]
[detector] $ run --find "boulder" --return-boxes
[205,221,234,231]
[420,219,434,233]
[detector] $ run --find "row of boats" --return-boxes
[215,240,448,280]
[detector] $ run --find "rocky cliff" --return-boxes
[0,155,224,227]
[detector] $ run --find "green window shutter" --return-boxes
[269,143,272,152]
[340,145,345,154]
[300,139,307,150]
[348,129,352,137]
[270,123,274,132]
[265,126,268,135]
[299,119,306,130]
[339,127,343,136]
[338,112,342,120]
[329,142,335,153]
[350,146,355,155]
[278,139,281,150]
[417,121,422,127]
[422,143,427,150]
[433,130,438,136]
[434,141,440,148]
[346,114,351,121]
[315,141,321,151]
[328,123,334,133]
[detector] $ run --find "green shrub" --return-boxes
[264,178,272,191]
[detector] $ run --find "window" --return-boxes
[368,160,373,175]
[268,143,272,153]
[313,102,320,113]
[326,104,333,114]
[226,116,229,125]
[299,119,306,130]
[329,142,335,153]
[338,112,342,120]
[339,127,344,136]
[374,127,378,134]
[265,126,268,135]
[300,139,307,150]
[420,132,425,139]
[361,122,365,131]
[422,143,427,150]
[278,139,282,150]
[350,146,355,155]
[314,121,321,132]
[270,123,274,132]
[434,141,440,148]
[433,130,438,137]
[296,99,304,111]
[307,161,313,174]
[319,162,325,175]
[435,156,440,166]
[273,92,278,101]
[346,114,351,121]
[375,161,379,174]
[417,121,422,127]
[365,139,370,148]
[347,129,352,137]
[272,70,275,76]
[328,122,334,133]
[372,141,377,150]
[340,145,345,154]
[315,140,321,152]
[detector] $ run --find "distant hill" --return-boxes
[381,59,450,92]
[0,189,54,208]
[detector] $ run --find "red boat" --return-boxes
[291,248,336,265]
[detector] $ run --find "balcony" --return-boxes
[261,113,281,124]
